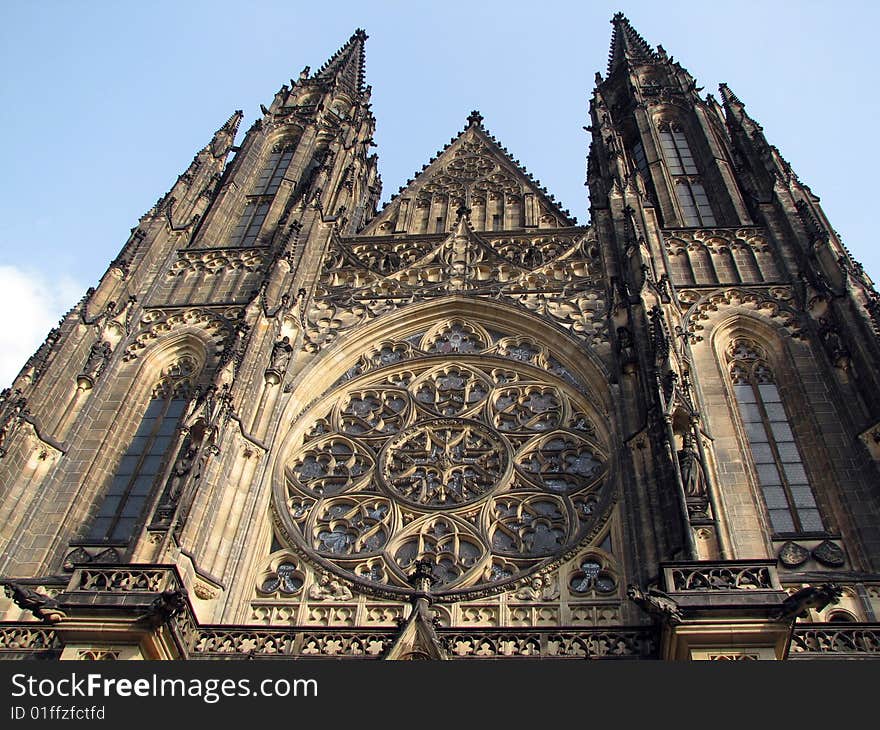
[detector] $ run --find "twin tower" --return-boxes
[1,15,879,660]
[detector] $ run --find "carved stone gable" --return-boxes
[304,223,608,354]
[361,124,575,235]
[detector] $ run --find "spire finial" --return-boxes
[607,12,657,75]
[467,110,483,127]
[718,82,743,108]
[209,110,243,158]
[311,29,369,95]
[407,559,437,595]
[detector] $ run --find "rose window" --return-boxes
[381,419,508,508]
[276,332,612,597]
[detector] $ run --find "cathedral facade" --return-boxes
[1,15,879,660]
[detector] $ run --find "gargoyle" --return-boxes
[627,584,683,625]
[774,583,843,621]
[2,582,66,623]
[138,589,188,627]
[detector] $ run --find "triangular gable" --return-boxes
[384,599,448,661]
[362,112,576,236]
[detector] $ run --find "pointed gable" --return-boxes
[361,111,576,236]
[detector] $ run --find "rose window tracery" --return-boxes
[275,329,612,597]
[381,419,508,508]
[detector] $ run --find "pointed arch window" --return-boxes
[229,143,295,246]
[87,359,195,542]
[675,179,715,227]
[658,122,716,227]
[255,145,295,196]
[632,141,649,177]
[727,340,823,535]
[230,200,271,247]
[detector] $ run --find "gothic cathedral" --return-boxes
[2,15,879,661]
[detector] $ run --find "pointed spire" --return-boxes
[313,28,368,96]
[209,110,243,159]
[718,82,761,133]
[718,83,744,114]
[466,110,484,128]
[607,12,657,74]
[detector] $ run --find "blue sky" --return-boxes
[1,1,877,385]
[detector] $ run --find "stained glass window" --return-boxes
[728,340,823,534]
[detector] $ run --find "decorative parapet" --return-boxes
[186,626,656,659]
[663,560,781,592]
[14,563,879,660]
[67,567,180,594]
[190,629,397,658]
[790,625,880,658]
[0,626,62,658]
[438,628,656,658]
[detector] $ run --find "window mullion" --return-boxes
[750,380,804,533]
[104,397,169,539]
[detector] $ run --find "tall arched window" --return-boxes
[658,122,716,227]
[229,143,295,246]
[87,357,195,542]
[727,339,823,535]
[254,145,295,196]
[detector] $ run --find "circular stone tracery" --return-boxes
[380,418,510,508]
[276,335,612,597]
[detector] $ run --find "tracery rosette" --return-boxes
[275,326,614,598]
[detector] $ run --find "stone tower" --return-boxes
[1,17,879,661]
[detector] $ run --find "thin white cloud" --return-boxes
[0,266,83,389]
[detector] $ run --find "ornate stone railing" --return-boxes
[662,560,780,592]
[438,628,656,658]
[68,566,180,594]
[185,626,657,659]
[186,624,658,659]
[790,624,880,658]
[0,625,62,658]
[190,628,397,658]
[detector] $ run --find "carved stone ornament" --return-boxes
[304,227,607,354]
[274,336,612,600]
[77,340,112,389]
[812,540,846,568]
[266,336,294,384]
[193,582,219,601]
[778,540,810,569]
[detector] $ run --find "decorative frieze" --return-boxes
[305,227,607,353]
[663,227,779,286]
[123,306,244,361]
[167,247,270,277]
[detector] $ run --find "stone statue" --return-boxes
[308,572,353,601]
[270,336,293,372]
[514,574,560,601]
[80,340,112,383]
[677,433,707,498]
